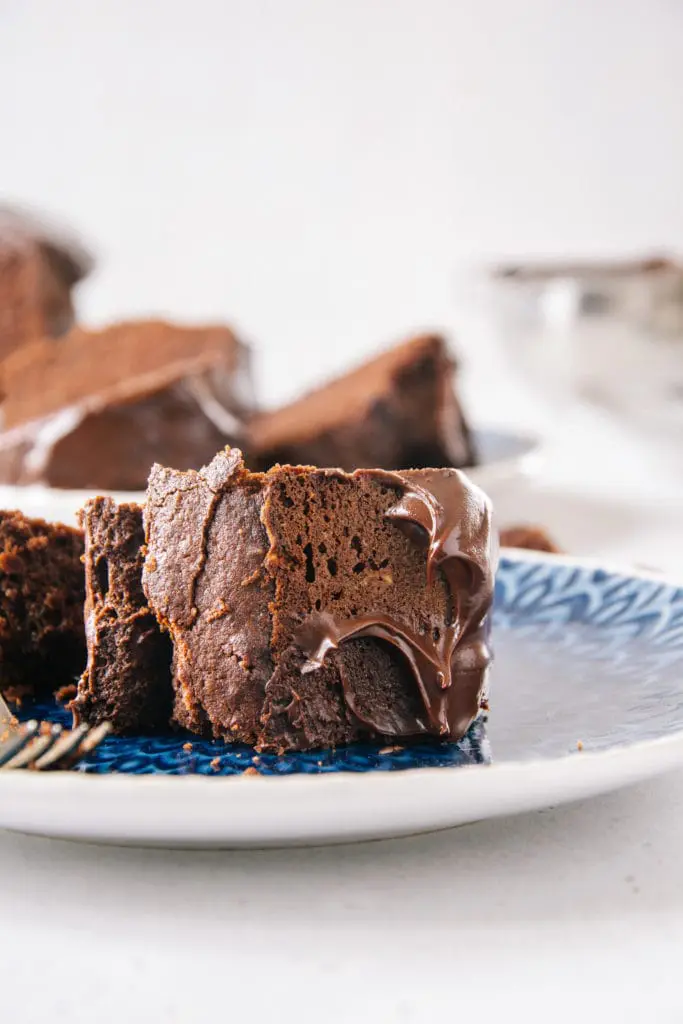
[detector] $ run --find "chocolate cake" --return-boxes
[70,498,172,732]
[0,205,92,359]
[0,510,85,702]
[249,334,476,473]
[135,447,494,751]
[500,525,561,553]
[0,319,252,490]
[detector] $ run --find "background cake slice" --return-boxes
[0,204,92,359]
[0,509,85,702]
[142,447,494,751]
[500,524,561,553]
[0,319,253,490]
[70,498,172,732]
[249,334,476,473]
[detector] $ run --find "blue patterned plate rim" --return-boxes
[5,549,683,784]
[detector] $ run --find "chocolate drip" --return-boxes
[296,468,495,740]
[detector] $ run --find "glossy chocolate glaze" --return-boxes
[296,468,495,740]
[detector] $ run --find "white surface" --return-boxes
[3,777,683,1022]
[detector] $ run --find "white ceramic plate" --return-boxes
[2,551,683,848]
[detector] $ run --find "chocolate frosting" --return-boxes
[295,468,495,740]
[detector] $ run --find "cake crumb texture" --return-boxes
[0,510,85,701]
[71,498,172,732]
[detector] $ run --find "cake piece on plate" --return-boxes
[0,510,85,702]
[500,524,561,553]
[0,319,253,490]
[249,334,476,473]
[0,204,92,359]
[142,447,495,751]
[70,498,172,732]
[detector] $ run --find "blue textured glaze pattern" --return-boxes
[14,556,683,774]
[18,695,491,775]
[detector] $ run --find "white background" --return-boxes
[2,3,683,1020]
[2,0,683,409]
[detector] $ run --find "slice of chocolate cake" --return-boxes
[70,498,172,732]
[0,205,92,359]
[140,447,494,751]
[249,334,476,473]
[0,319,252,490]
[0,510,86,702]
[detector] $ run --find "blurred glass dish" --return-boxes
[466,427,542,505]
[487,255,683,430]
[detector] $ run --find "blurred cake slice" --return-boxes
[0,204,92,359]
[500,525,561,553]
[0,510,85,702]
[249,334,476,472]
[0,319,252,490]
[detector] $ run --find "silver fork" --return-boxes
[0,690,111,771]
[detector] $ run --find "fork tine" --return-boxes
[0,720,39,767]
[0,709,113,771]
[3,724,62,770]
[74,722,112,758]
[35,721,112,771]
[33,723,89,770]
[0,689,15,727]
